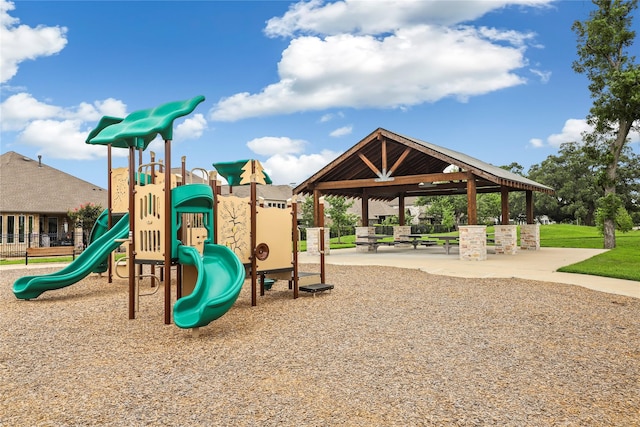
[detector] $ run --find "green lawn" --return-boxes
[3,226,638,282]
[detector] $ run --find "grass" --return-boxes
[0,253,126,266]
[553,227,640,281]
[3,226,638,282]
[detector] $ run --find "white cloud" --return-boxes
[528,138,544,148]
[211,24,529,121]
[330,125,352,137]
[530,68,551,83]
[547,119,592,147]
[264,0,551,38]
[262,149,341,185]
[94,98,127,118]
[0,92,62,131]
[0,0,68,83]
[247,136,307,156]
[174,113,207,141]
[1,93,128,131]
[319,113,333,123]
[16,119,109,160]
[532,118,640,149]
[210,0,552,121]
[1,91,130,159]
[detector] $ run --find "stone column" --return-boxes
[355,226,375,252]
[393,225,411,248]
[306,227,331,256]
[74,226,84,251]
[520,223,540,250]
[494,225,518,255]
[459,225,487,261]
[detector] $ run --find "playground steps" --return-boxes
[297,272,334,296]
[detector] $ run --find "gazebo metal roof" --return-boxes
[293,128,553,201]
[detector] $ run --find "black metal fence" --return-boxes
[0,232,77,258]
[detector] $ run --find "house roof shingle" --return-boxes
[0,151,108,214]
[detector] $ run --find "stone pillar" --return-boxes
[74,226,84,251]
[355,226,375,252]
[494,225,518,255]
[393,225,411,248]
[459,225,487,261]
[306,227,331,256]
[520,223,540,250]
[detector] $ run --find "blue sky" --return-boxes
[2,0,639,189]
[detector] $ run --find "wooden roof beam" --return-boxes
[314,171,469,190]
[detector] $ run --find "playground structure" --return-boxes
[12,96,331,330]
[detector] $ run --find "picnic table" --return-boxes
[431,235,459,255]
[400,234,438,249]
[355,235,393,252]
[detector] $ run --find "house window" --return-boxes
[48,217,58,238]
[7,215,14,243]
[18,215,25,243]
[0,215,3,243]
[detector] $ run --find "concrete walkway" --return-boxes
[298,245,640,299]
[2,246,637,299]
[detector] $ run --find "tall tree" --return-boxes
[300,196,315,228]
[324,195,358,243]
[572,0,640,248]
[528,142,602,225]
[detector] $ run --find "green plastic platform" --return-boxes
[212,160,272,186]
[86,95,205,149]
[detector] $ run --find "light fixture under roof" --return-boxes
[418,182,436,188]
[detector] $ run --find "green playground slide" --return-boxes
[12,214,130,300]
[173,243,245,329]
[88,209,111,274]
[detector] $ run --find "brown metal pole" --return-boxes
[150,152,156,283]
[211,172,218,244]
[319,198,326,284]
[107,145,113,284]
[181,156,186,186]
[291,197,298,299]
[128,146,136,320]
[250,161,258,306]
[164,139,172,324]
[398,195,405,226]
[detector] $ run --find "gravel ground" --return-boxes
[1,264,639,427]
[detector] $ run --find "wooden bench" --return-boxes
[419,240,439,247]
[25,246,75,265]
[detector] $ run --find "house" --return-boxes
[0,151,107,254]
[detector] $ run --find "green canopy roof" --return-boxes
[213,160,272,186]
[86,95,205,150]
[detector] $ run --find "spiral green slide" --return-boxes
[12,214,130,300]
[173,243,245,329]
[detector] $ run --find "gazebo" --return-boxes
[293,128,554,260]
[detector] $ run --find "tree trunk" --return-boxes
[603,217,616,249]
[603,184,617,249]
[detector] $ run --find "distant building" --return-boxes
[0,151,108,253]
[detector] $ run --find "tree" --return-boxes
[324,196,359,243]
[300,196,315,228]
[477,193,501,225]
[527,142,602,225]
[572,0,640,247]
[527,141,640,226]
[67,203,103,246]
[416,195,467,227]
